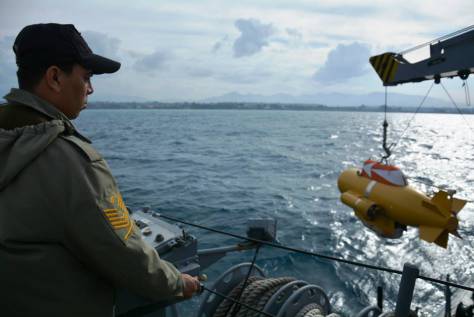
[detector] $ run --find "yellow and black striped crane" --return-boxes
[370,25,474,86]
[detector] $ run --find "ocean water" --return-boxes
[75,109,474,316]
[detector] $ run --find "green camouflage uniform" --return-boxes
[0,89,183,317]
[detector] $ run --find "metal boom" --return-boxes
[370,26,474,86]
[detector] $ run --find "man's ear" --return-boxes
[44,66,63,93]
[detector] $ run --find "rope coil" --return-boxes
[206,276,336,317]
[203,284,276,317]
[233,277,295,317]
[295,304,324,317]
[213,276,264,317]
[229,245,262,317]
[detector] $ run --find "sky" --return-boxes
[0,0,473,103]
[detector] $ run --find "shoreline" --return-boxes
[82,102,474,114]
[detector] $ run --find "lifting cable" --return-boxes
[405,177,457,193]
[463,79,471,107]
[380,81,474,197]
[156,213,474,293]
[381,86,391,162]
[404,176,473,203]
[440,82,474,134]
[410,80,474,194]
[388,82,435,153]
[381,77,473,154]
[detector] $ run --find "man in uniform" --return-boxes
[0,23,200,317]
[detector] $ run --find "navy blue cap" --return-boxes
[13,23,121,74]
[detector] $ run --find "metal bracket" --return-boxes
[247,218,277,242]
[394,263,419,317]
[198,242,257,270]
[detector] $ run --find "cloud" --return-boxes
[313,42,371,84]
[233,18,275,58]
[0,36,17,94]
[187,66,213,78]
[307,41,328,48]
[1,1,469,102]
[215,68,273,84]
[212,35,229,53]
[82,31,121,60]
[280,28,329,49]
[134,50,171,73]
[286,28,302,40]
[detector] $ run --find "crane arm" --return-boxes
[370,27,474,86]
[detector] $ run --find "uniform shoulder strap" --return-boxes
[0,103,49,130]
[60,134,103,162]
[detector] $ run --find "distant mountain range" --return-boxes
[201,91,453,108]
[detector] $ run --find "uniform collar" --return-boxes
[3,88,91,143]
[4,88,69,121]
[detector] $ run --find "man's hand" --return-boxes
[181,273,201,298]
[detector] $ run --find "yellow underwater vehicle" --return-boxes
[338,24,474,250]
[338,160,466,248]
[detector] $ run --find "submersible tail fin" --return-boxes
[418,191,467,248]
[419,226,448,248]
[430,191,455,217]
[435,230,449,249]
[429,190,466,218]
[450,197,467,214]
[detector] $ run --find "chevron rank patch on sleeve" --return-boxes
[102,192,134,241]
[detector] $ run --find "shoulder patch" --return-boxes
[101,192,134,241]
[60,134,103,162]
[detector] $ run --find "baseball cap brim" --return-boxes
[80,54,121,75]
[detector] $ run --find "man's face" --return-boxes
[58,64,93,119]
